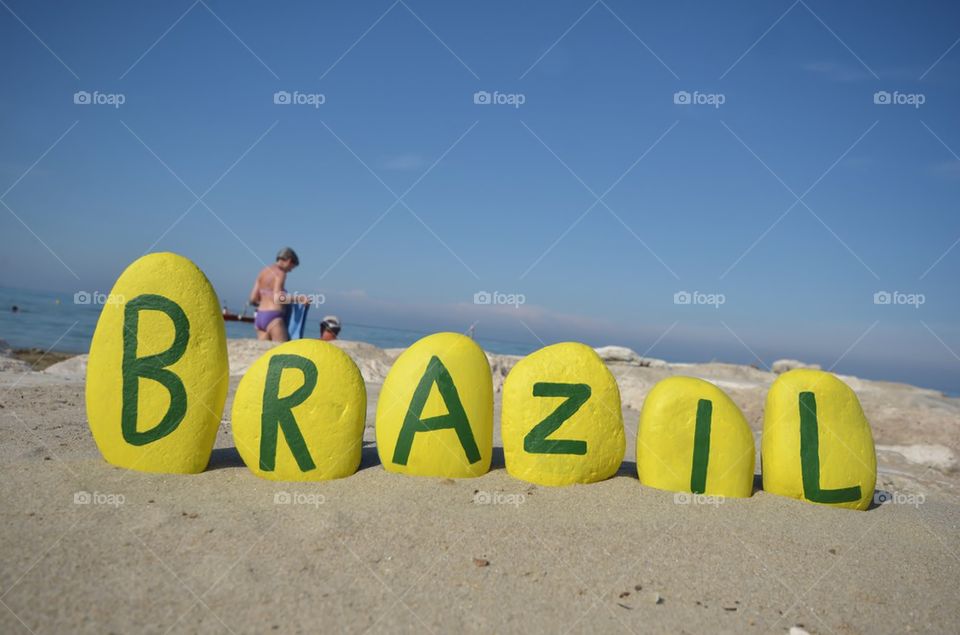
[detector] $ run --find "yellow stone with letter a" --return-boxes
[762,369,876,511]
[85,252,228,473]
[376,332,492,477]
[231,339,366,481]
[502,342,625,486]
[637,377,755,498]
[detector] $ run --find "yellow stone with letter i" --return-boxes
[231,339,366,481]
[502,342,625,486]
[85,252,229,473]
[762,369,876,511]
[637,377,755,498]
[376,332,493,478]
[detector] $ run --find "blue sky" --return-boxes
[1,1,959,392]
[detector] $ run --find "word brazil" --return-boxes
[86,254,878,511]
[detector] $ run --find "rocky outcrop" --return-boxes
[593,345,668,368]
[771,359,821,374]
[0,340,31,373]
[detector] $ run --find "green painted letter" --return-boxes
[260,354,318,472]
[799,392,860,503]
[524,382,591,455]
[121,294,189,446]
[690,399,712,494]
[392,356,480,465]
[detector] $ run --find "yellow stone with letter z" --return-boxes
[85,252,229,473]
[502,342,625,486]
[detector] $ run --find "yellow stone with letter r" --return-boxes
[376,332,492,478]
[637,376,755,498]
[231,339,366,481]
[762,369,876,511]
[85,252,228,473]
[502,342,625,486]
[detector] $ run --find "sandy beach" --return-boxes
[2,339,958,634]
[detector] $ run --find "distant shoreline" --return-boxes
[8,348,76,371]
[2,285,958,395]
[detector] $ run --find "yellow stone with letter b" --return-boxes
[85,252,229,473]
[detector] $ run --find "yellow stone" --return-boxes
[376,332,492,478]
[762,369,876,511]
[637,377,755,498]
[231,339,366,481]
[85,252,228,474]
[502,342,625,486]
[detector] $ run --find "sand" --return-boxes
[1,339,958,634]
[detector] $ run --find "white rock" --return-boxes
[229,339,402,384]
[877,444,958,472]
[333,340,397,385]
[0,340,30,373]
[43,355,87,378]
[486,352,521,393]
[771,359,820,374]
[221,339,276,376]
[594,346,668,368]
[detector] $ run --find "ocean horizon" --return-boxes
[0,285,539,357]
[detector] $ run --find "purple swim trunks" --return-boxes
[254,309,284,331]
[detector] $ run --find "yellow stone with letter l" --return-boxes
[231,339,366,481]
[502,342,625,486]
[762,369,876,511]
[637,376,755,498]
[85,252,229,473]
[376,332,492,478]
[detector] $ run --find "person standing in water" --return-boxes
[249,247,308,342]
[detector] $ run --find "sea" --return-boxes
[0,287,538,357]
